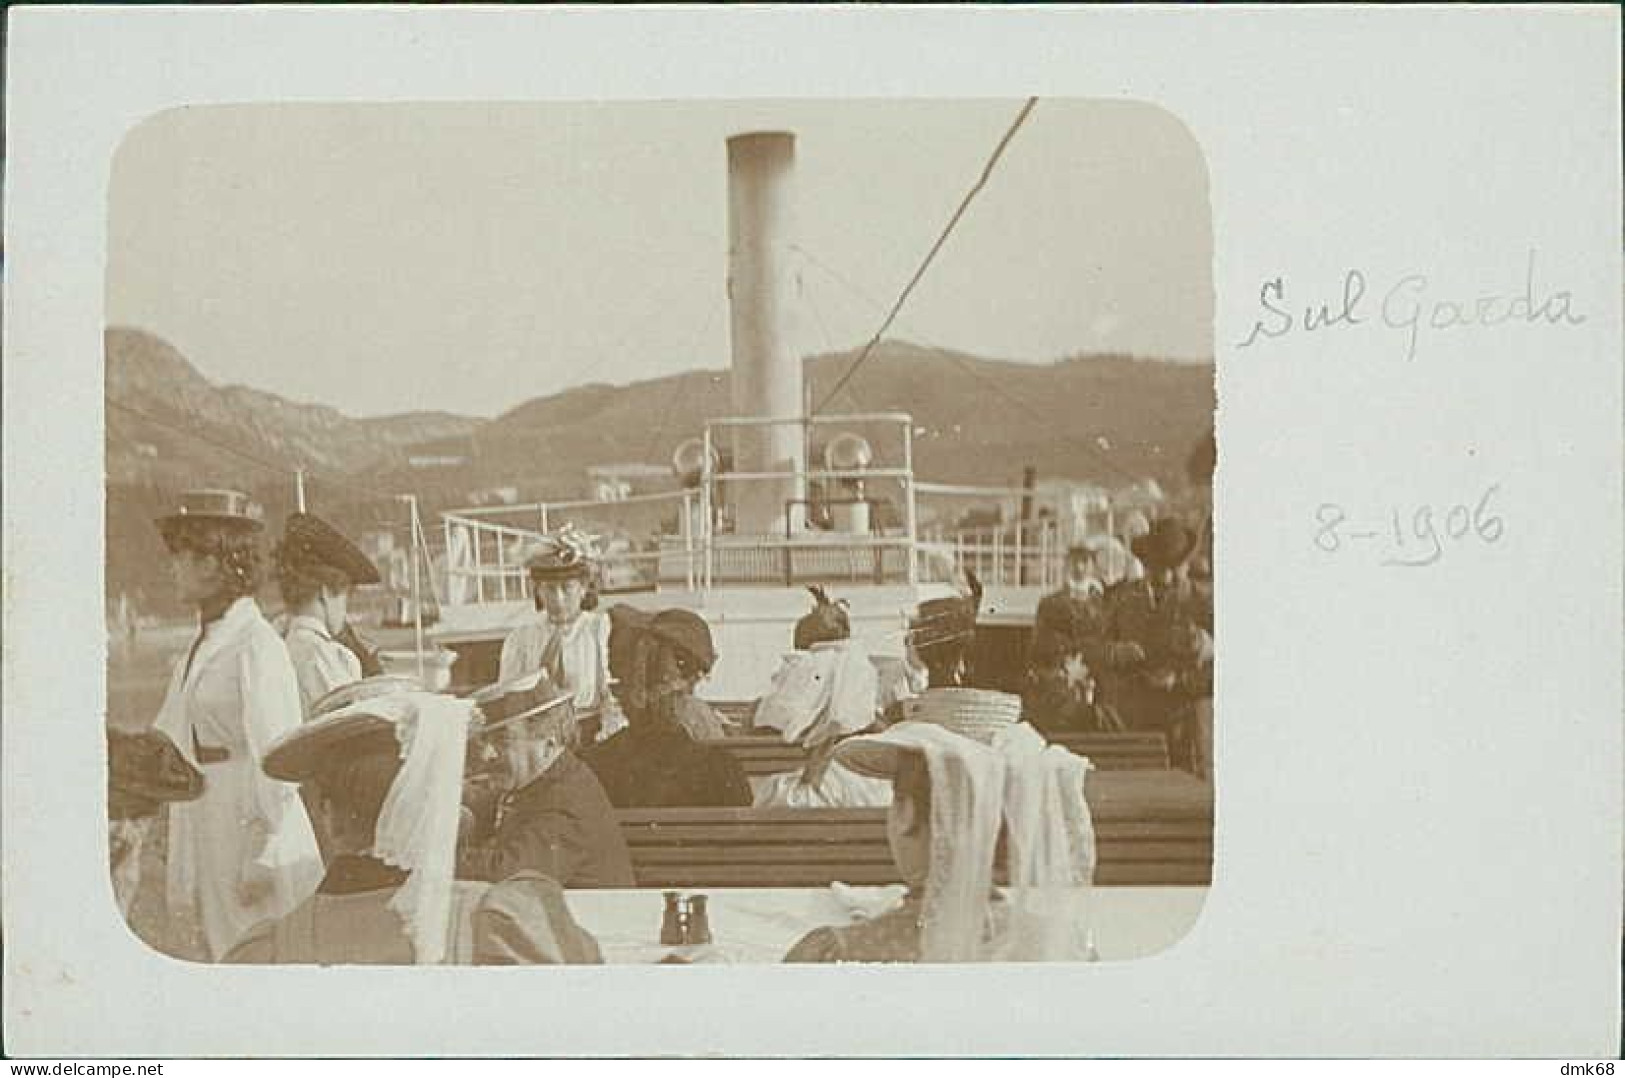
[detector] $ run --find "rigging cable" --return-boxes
[814,97,1039,414]
[794,244,1143,487]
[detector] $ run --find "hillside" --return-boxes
[104,328,1213,612]
[465,341,1213,495]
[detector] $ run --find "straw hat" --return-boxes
[155,489,264,547]
[262,676,425,783]
[469,671,575,736]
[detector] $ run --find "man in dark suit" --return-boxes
[458,673,636,889]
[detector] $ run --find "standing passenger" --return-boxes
[149,490,323,960]
[276,512,382,718]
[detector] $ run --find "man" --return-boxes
[275,512,384,717]
[458,673,635,888]
[226,682,602,964]
[1106,517,1214,779]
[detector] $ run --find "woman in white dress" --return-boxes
[498,526,624,743]
[753,588,892,809]
[149,490,324,960]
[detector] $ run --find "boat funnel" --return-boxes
[726,131,807,535]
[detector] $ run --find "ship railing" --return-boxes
[441,490,701,604]
[698,412,920,590]
[912,480,1074,591]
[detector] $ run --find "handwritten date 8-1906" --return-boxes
[1315,485,1503,568]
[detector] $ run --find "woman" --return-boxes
[783,700,1097,964]
[498,526,624,743]
[580,606,751,808]
[1024,538,1135,736]
[148,490,324,960]
[275,511,382,717]
[753,588,892,809]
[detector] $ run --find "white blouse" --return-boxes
[282,614,363,719]
[498,610,626,740]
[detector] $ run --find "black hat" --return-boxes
[793,586,850,651]
[108,729,204,819]
[647,609,717,672]
[280,512,381,587]
[1132,518,1196,570]
[156,489,265,549]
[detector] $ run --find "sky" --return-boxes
[107,99,1213,418]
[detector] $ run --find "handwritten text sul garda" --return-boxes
[1237,251,1584,361]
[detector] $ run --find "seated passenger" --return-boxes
[498,526,627,745]
[783,690,1097,964]
[1023,539,1134,736]
[457,672,635,889]
[753,588,892,809]
[581,607,752,808]
[225,682,602,964]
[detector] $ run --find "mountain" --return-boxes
[106,326,477,488]
[465,340,1213,495]
[104,328,1213,612]
[105,326,480,613]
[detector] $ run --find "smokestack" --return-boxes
[727,132,806,534]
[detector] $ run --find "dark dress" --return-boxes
[458,750,636,888]
[1024,588,1133,735]
[580,721,753,809]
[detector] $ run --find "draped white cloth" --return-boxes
[754,640,877,748]
[360,691,475,965]
[835,718,1098,963]
[753,761,893,809]
[152,598,323,959]
[753,641,891,809]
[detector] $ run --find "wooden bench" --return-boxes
[618,770,1211,889]
[701,730,1171,778]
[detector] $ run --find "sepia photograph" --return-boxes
[104,99,1215,968]
[6,5,1620,1060]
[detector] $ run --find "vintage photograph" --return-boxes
[103,98,1216,967]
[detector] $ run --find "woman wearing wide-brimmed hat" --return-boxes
[497,526,625,744]
[226,679,602,964]
[1106,517,1214,779]
[274,511,383,718]
[147,490,323,960]
[782,698,1097,964]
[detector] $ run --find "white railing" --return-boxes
[439,412,1128,602]
[442,490,699,604]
